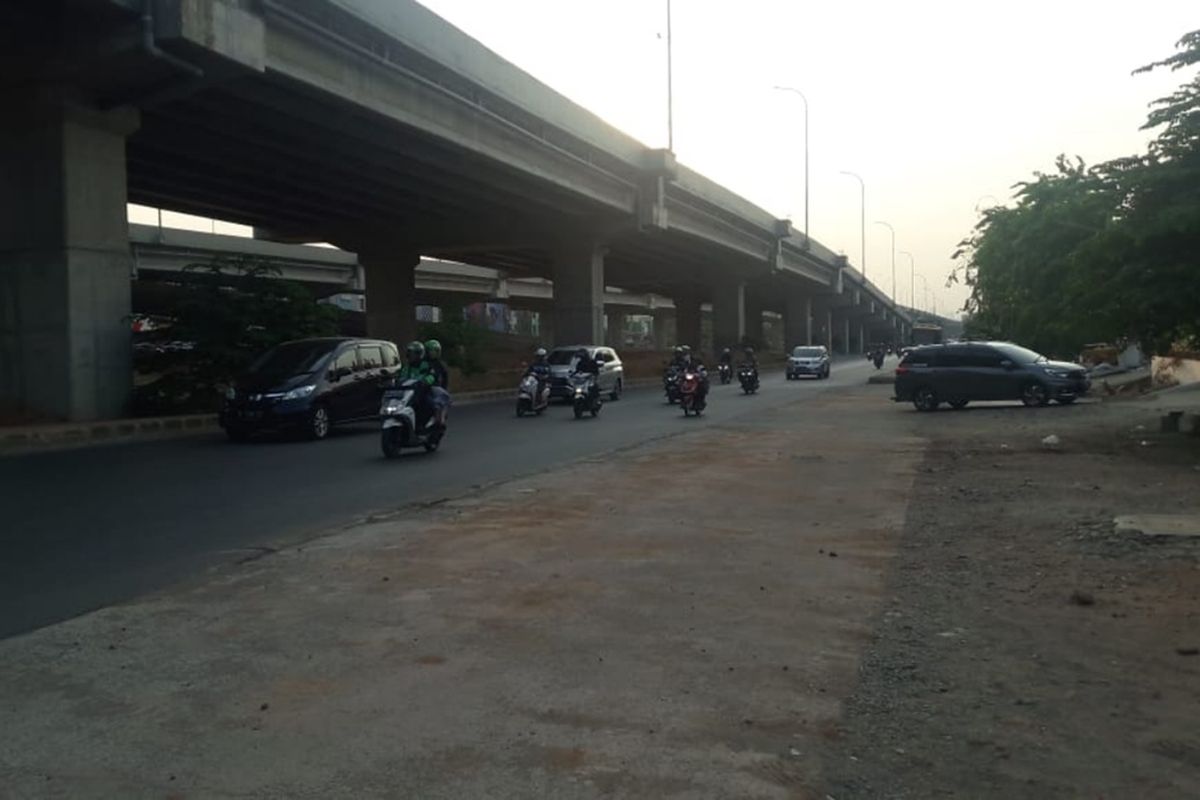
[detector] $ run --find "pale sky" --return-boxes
[133,1,1196,318]
[410,0,1196,316]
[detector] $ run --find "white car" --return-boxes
[547,345,625,401]
[786,345,831,380]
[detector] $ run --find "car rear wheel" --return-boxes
[307,404,331,440]
[949,399,969,410]
[913,386,939,412]
[1020,382,1050,408]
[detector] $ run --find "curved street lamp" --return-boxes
[838,170,865,279]
[874,220,895,301]
[773,86,809,244]
[899,250,915,309]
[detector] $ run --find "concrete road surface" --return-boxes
[0,359,877,639]
[0,369,919,800]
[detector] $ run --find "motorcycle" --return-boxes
[380,379,445,458]
[738,364,760,394]
[571,372,602,419]
[515,373,549,417]
[872,352,885,370]
[663,365,682,404]
[717,362,732,384]
[680,369,707,416]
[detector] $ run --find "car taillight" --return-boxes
[895,365,909,375]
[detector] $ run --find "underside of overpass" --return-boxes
[0,0,904,421]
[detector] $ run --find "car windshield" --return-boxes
[792,347,824,357]
[548,349,582,365]
[991,343,1047,364]
[248,341,337,376]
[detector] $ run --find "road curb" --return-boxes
[0,378,666,455]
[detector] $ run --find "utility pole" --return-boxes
[666,0,674,152]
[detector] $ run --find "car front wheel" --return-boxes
[609,379,622,401]
[1020,382,1050,408]
[307,404,331,440]
[913,386,939,412]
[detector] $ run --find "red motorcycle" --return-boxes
[680,369,707,417]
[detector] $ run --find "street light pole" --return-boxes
[899,250,915,309]
[918,274,931,314]
[874,220,895,301]
[666,0,674,152]
[772,86,808,244]
[838,170,865,279]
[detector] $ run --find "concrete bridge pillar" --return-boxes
[812,300,834,353]
[361,248,420,348]
[605,308,627,347]
[552,239,605,346]
[744,294,765,350]
[711,278,745,353]
[784,293,812,348]
[859,322,867,353]
[652,308,675,350]
[840,314,851,355]
[0,100,139,421]
[674,295,702,351]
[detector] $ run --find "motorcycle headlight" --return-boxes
[282,384,316,401]
[381,391,413,415]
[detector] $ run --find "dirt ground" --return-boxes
[1,383,1197,798]
[819,393,1200,799]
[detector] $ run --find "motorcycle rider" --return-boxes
[740,345,760,390]
[572,347,601,403]
[741,345,759,371]
[681,346,710,403]
[717,346,733,382]
[398,340,436,428]
[523,347,552,404]
[424,338,451,429]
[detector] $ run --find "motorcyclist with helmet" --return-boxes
[680,344,709,403]
[572,347,602,404]
[523,346,552,406]
[741,344,759,372]
[424,338,451,429]
[398,340,436,428]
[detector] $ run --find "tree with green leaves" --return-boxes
[133,256,343,415]
[954,29,1200,357]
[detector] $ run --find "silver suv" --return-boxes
[786,345,831,380]
[547,346,625,401]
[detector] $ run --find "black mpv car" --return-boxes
[221,337,401,441]
[894,341,1090,412]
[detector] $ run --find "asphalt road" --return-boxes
[1,359,877,639]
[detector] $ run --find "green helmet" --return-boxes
[404,340,426,364]
[424,339,442,359]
